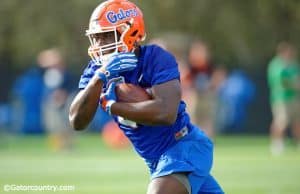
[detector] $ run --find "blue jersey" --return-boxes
[79,45,194,160]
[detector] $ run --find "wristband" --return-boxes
[106,100,116,115]
[97,71,107,85]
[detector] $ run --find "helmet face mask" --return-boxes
[86,0,146,66]
[87,26,124,65]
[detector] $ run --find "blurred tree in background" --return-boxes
[1,0,300,71]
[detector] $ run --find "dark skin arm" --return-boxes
[69,74,104,131]
[69,72,181,129]
[111,79,181,126]
[69,48,142,130]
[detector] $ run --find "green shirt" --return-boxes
[267,56,300,104]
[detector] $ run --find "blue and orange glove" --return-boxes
[96,52,137,85]
[100,81,117,115]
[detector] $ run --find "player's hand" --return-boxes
[100,81,117,115]
[96,52,137,84]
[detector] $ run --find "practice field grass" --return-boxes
[0,133,300,194]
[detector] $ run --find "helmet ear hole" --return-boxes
[131,30,138,37]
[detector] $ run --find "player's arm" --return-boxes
[111,79,181,126]
[69,76,103,131]
[69,53,138,131]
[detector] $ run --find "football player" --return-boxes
[69,0,224,194]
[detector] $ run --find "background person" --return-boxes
[39,48,75,151]
[185,41,215,138]
[267,42,300,155]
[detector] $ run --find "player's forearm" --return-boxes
[111,100,177,126]
[69,76,103,130]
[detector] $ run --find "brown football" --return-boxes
[116,83,152,103]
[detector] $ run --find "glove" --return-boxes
[100,81,117,115]
[96,52,137,85]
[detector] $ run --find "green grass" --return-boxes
[0,133,300,194]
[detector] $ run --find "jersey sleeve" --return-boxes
[78,60,100,89]
[149,46,180,86]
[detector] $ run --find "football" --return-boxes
[115,83,152,103]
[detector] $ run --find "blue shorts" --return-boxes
[145,125,224,194]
